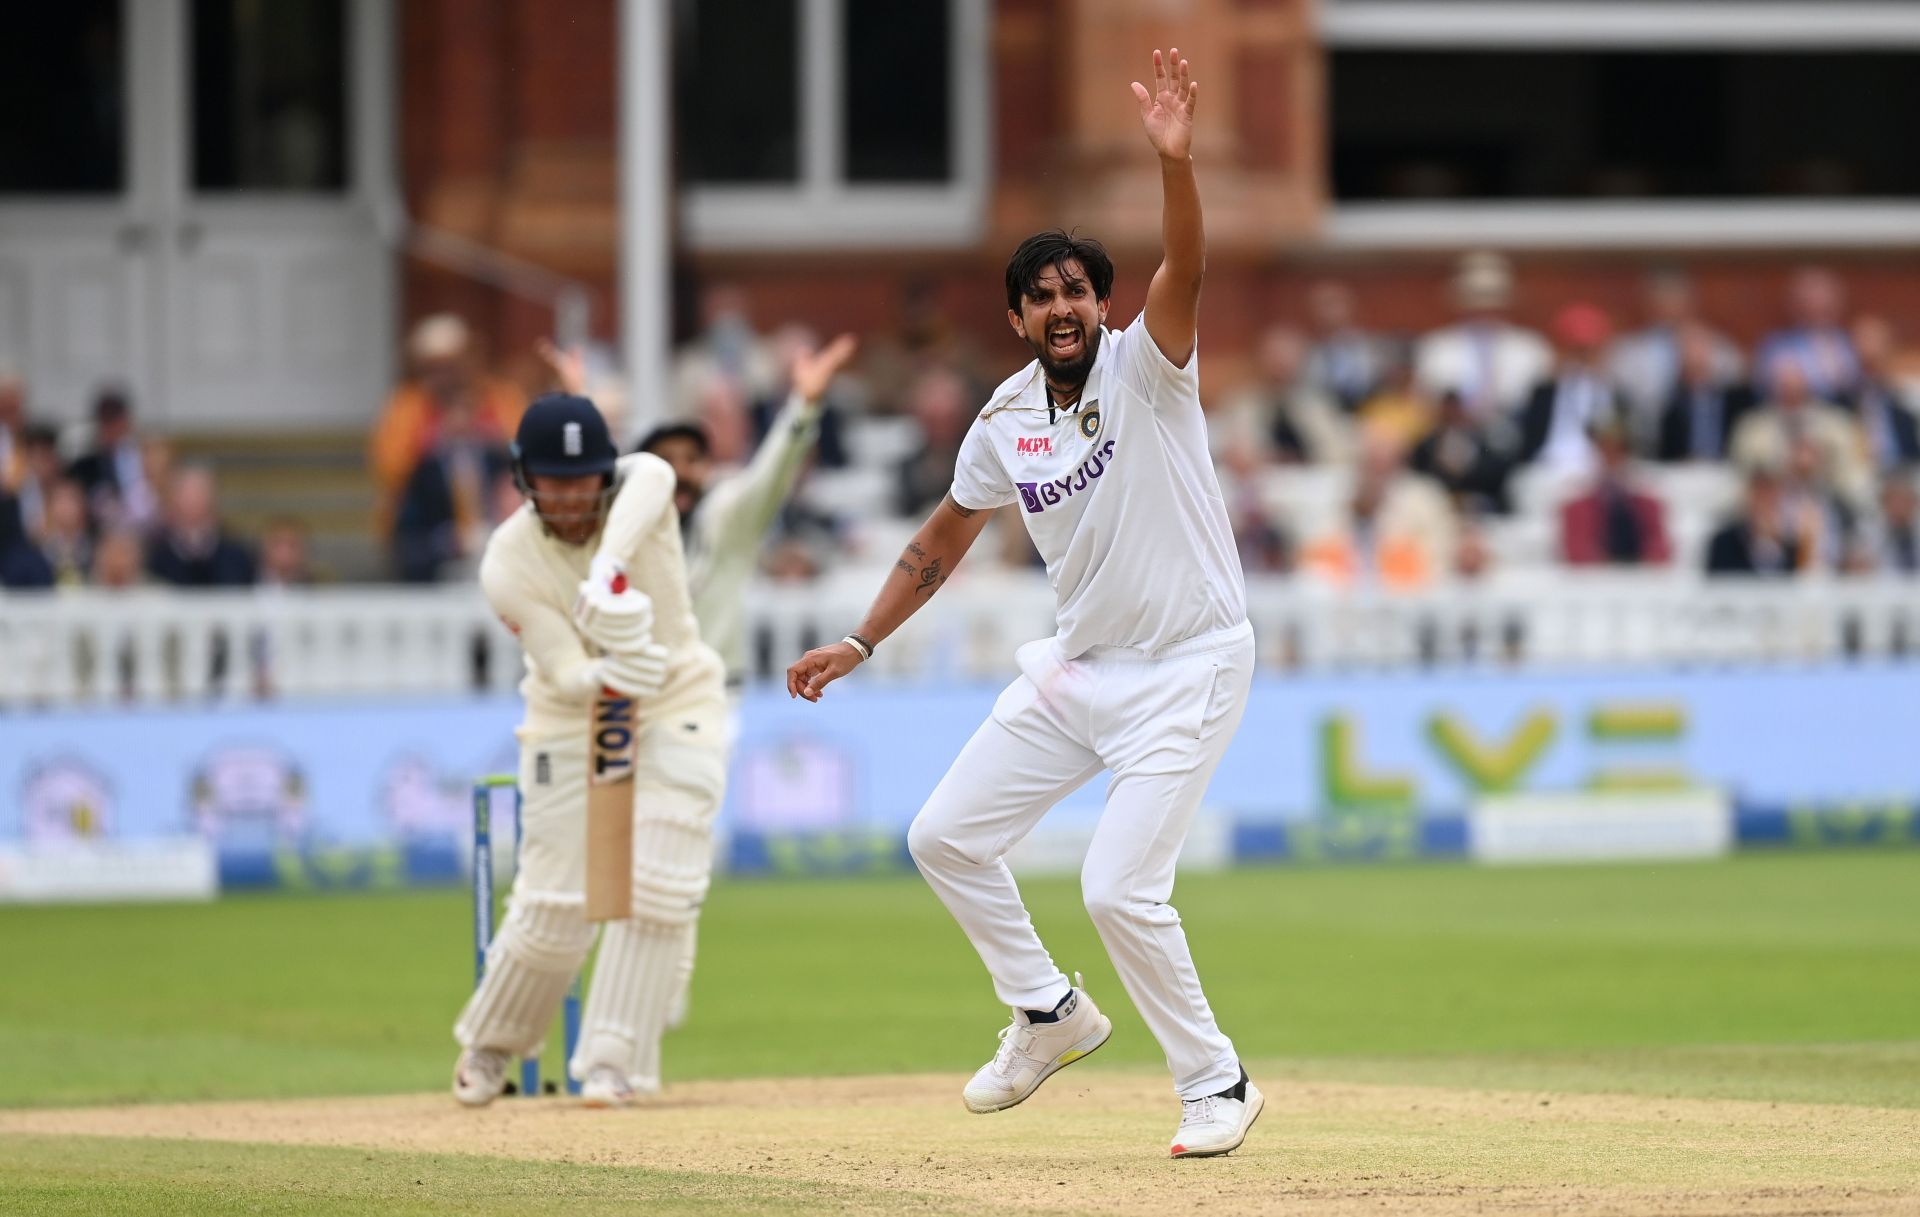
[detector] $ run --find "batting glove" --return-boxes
[574,578,655,653]
[595,641,671,699]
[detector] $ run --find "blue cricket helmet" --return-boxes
[512,393,618,482]
[512,394,619,540]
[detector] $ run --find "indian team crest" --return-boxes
[1078,408,1102,441]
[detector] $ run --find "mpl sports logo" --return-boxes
[1017,439,1116,513]
[1015,436,1053,457]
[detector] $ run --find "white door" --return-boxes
[0,2,163,428]
[0,0,393,432]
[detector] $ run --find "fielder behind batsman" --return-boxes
[452,393,728,1108]
[629,333,856,1085]
[787,49,1262,1157]
[542,333,858,1096]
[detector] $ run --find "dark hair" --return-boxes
[22,423,58,449]
[93,389,131,423]
[1004,230,1114,314]
[635,422,710,459]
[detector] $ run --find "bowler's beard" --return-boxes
[1027,321,1102,389]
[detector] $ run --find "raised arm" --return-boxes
[710,334,858,556]
[785,492,993,701]
[1134,48,1204,368]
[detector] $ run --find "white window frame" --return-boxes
[1317,1,1920,249]
[679,0,990,251]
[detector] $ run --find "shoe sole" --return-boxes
[963,1014,1113,1114]
[580,1085,638,1109]
[1170,1086,1266,1158]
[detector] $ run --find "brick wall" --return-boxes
[399,0,1920,396]
[400,0,620,376]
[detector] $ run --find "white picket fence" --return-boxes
[2,570,1918,707]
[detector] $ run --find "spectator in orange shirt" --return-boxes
[1300,435,1457,591]
[370,314,524,538]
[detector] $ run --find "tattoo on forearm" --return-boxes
[945,497,977,519]
[915,557,945,597]
[896,538,949,591]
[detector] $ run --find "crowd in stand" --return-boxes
[1203,255,1920,587]
[0,383,312,592]
[651,256,1920,588]
[10,255,1919,596]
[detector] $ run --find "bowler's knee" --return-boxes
[906,810,956,871]
[1081,868,1172,930]
[1080,868,1132,927]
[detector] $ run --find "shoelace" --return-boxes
[989,974,1087,1078]
[989,1022,1037,1077]
[1180,1095,1221,1127]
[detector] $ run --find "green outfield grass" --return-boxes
[1,851,1916,1110]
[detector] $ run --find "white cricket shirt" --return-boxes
[481,453,722,732]
[950,312,1247,659]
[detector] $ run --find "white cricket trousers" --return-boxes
[907,619,1254,1100]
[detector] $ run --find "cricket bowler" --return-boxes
[786,50,1262,1157]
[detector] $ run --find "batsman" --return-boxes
[452,392,728,1108]
[541,332,858,1099]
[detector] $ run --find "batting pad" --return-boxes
[455,890,594,1057]
[573,725,725,1079]
[628,727,725,923]
[628,921,699,1092]
[572,916,687,1078]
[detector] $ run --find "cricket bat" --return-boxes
[586,684,638,921]
[580,505,657,923]
[585,565,641,923]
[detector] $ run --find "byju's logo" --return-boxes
[1015,436,1053,456]
[1017,440,1116,513]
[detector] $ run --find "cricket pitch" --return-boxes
[4,1067,1915,1215]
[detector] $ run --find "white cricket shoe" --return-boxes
[580,1064,639,1108]
[962,976,1112,1114]
[626,1034,665,1102]
[624,1071,664,1100]
[1169,1073,1264,1158]
[452,1047,509,1108]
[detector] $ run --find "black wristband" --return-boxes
[845,632,876,659]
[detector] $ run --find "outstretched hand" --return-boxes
[1131,47,1198,161]
[791,333,858,404]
